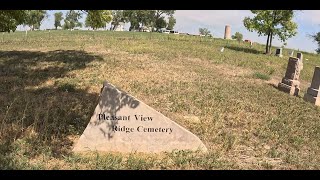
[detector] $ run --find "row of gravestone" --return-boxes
[278,52,320,106]
[71,52,318,154]
[275,48,297,58]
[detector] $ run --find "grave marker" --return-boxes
[278,57,302,96]
[303,66,320,106]
[276,48,283,57]
[73,82,208,153]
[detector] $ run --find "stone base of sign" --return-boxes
[73,81,208,153]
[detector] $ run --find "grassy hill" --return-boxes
[0,30,320,169]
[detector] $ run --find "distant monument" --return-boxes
[303,66,320,106]
[278,56,303,96]
[224,25,231,40]
[73,82,207,153]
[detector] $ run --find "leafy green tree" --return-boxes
[123,10,153,31]
[166,16,176,30]
[0,10,26,32]
[243,10,298,54]
[311,32,320,54]
[199,28,211,36]
[110,10,127,30]
[155,17,167,31]
[232,32,243,42]
[153,10,175,31]
[54,12,64,30]
[63,10,82,30]
[25,10,48,31]
[85,10,112,30]
[123,10,176,32]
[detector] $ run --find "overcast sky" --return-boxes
[18,10,320,53]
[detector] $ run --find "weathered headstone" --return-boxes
[297,52,303,70]
[278,57,302,96]
[303,66,320,106]
[73,82,207,153]
[275,48,283,57]
[297,52,303,61]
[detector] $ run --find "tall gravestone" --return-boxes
[297,52,303,70]
[303,66,320,106]
[278,57,303,96]
[73,82,207,153]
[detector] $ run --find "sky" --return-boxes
[17,10,320,53]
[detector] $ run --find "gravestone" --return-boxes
[297,52,303,70]
[278,57,302,96]
[275,48,283,57]
[73,82,207,153]
[297,52,303,61]
[303,66,320,106]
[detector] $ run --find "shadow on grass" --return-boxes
[0,50,104,169]
[225,45,263,55]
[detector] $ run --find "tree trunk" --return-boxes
[269,31,273,54]
[113,23,119,31]
[265,31,270,54]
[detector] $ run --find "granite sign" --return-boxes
[73,82,207,153]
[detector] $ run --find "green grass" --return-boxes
[253,72,271,80]
[0,30,320,169]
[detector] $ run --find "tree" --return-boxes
[25,10,48,31]
[243,10,298,54]
[110,10,127,30]
[311,32,320,54]
[54,12,64,30]
[0,10,26,32]
[155,17,167,31]
[63,10,82,30]
[153,10,175,31]
[85,10,112,30]
[123,10,154,31]
[123,10,176,32]
[166,16,176,30]
[232,32,243,42]
[199,28,211,36]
